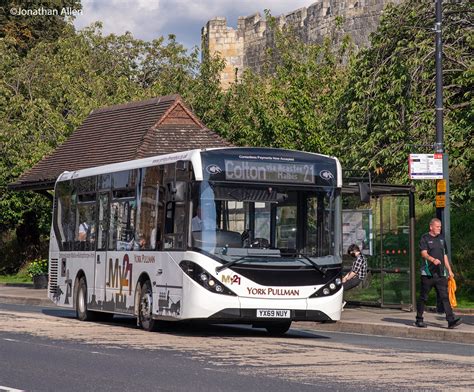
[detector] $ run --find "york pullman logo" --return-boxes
[247,287,300,296]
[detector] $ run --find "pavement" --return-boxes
[1,283,473,344]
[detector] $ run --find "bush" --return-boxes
[26,258,48,277]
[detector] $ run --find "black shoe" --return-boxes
[448,318,462,329]
[415,320,427,328]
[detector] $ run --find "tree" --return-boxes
[336,0,472,203]
[0,22,223,270]
[214,12,352,154]
[0,0,82,55]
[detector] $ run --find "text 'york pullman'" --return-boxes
[247,287,300,296]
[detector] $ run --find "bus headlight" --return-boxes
[180,260,236,296]
[310,275,343,298]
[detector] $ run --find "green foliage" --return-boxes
[0,0,82,55]
[416,201,474,302]
[0,274,32,284]
[336,0,473,203]
[0,20,224,271]
[215,11,353,154]
[0,0,472,303]
[25,258,48,277]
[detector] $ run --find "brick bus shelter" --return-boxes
[9,94,232,192]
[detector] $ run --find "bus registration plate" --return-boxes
[257,309,290,318]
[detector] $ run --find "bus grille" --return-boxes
[49,258,59,295]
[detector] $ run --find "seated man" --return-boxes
[343,244,368,291]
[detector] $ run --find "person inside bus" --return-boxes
[191,206,216,231]
[342,244,368,308]
[78,221,90,241]
[131,235,146,250]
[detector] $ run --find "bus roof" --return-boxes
[56,147,342,187]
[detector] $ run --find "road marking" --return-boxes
[3,338,19,342]
[0,386,25,392]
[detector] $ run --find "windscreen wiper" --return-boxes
[215,256,247,274]
[299,253,327,276]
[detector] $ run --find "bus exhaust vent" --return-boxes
[49,258,59,294]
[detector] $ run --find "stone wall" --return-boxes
[202,0,403,87]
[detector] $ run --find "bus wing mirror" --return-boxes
[358,183,371,203]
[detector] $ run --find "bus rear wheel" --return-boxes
[265,321,292,336]
[138,281,157,332]
[76,277,95,321]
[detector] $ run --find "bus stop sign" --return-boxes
[409,154,443,180]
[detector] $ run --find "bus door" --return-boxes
[94,192,109,307]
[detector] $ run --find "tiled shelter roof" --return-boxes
[10,94,232,191]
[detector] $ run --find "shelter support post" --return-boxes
[409,189,416,311]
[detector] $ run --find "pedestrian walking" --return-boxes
[415,218,462,329]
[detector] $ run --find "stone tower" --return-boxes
[202,0,403,88]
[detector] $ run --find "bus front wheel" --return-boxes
[76,277,95,321]
[138,281,157,332]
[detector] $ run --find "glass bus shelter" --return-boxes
[342,183,416,310]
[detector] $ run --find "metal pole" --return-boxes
[409,189,416,311]
[434,0,451,260]
[434,0,443,153]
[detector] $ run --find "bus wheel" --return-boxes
[138,281,157,332]
[265,321,291,336]
[76,277,95,321]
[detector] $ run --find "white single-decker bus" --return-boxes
[49,147,343,335]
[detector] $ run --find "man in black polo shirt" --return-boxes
[415,218,462,328]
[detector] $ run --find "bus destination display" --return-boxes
[225,160,315,184]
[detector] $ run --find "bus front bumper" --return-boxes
[207,308,335,323]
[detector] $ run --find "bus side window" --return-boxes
[162,163,187,250]
[75,187,97,251]
[108,170,137,251]
[54,180,76,251]
[97,193,109,251]
[137,166,161,251]
[154,185,165,250]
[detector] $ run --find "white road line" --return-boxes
[0,386,25,392]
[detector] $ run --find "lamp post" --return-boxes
[434,0,451,260]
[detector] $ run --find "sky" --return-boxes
[73,0,313,50]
